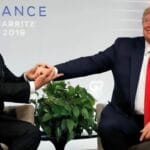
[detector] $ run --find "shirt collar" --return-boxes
[145,41,150,55]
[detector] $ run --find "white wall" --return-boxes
[0,0,150,104]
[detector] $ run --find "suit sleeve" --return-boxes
[0,82,30,103]
[3,64,25,82]
[0,55,30,103]
[55,42,115,80]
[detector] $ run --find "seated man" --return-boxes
[0,54,57,150]
[40,7,150,150]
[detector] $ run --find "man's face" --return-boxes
[143,13,150,43]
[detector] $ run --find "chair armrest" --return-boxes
[4,104,35,124]
[96,103,105,123]
[96,103,106,150]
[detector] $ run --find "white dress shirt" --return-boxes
[135,41,150,114]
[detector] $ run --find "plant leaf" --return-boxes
[42,113,52,122]
[56,127,62,141]
[66,119,75,134]
[42,125,51,137]
[81,108,89,119]
[72,106,80,118]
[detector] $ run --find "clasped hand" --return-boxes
[25,64,63,90]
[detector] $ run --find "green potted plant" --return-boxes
[32,81,97,150]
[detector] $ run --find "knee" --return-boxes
[26,124,41,143]
[98,119,119,137]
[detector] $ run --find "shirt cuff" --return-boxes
[24,73,29,81]
[54,67,58,75]
[29,81,36,94]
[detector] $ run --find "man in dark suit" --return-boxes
[41,7,150,150]
[0,54,57,150]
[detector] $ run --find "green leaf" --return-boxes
[80,98,87,104]
[64,104,71,113]
[72,107,80,118]
[68,86,75,95]
[51,105,69,117]
[56,127,62,141]
[42,113,52,122]
[42,125,51,137]
[81,108,89,119]
[66,119,75,134]
[43,107,49,113]
[61,120,66,131]
[68,132,74,140]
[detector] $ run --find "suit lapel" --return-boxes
[130,37,145,109]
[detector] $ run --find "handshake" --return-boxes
[24,64,63,90]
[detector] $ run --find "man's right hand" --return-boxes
[25,64,48,81]
[34,66,55,90]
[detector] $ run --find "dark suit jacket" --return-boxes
[0,54,30,111]
[55,36,145,115]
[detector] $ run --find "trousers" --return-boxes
[98,104,144,150]
[0,113,41,150]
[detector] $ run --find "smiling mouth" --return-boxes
[145,29,150,33]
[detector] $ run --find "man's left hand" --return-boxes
[25,64,45,80]
[140,122,150,141]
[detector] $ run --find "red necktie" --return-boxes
[144,58,150,125]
